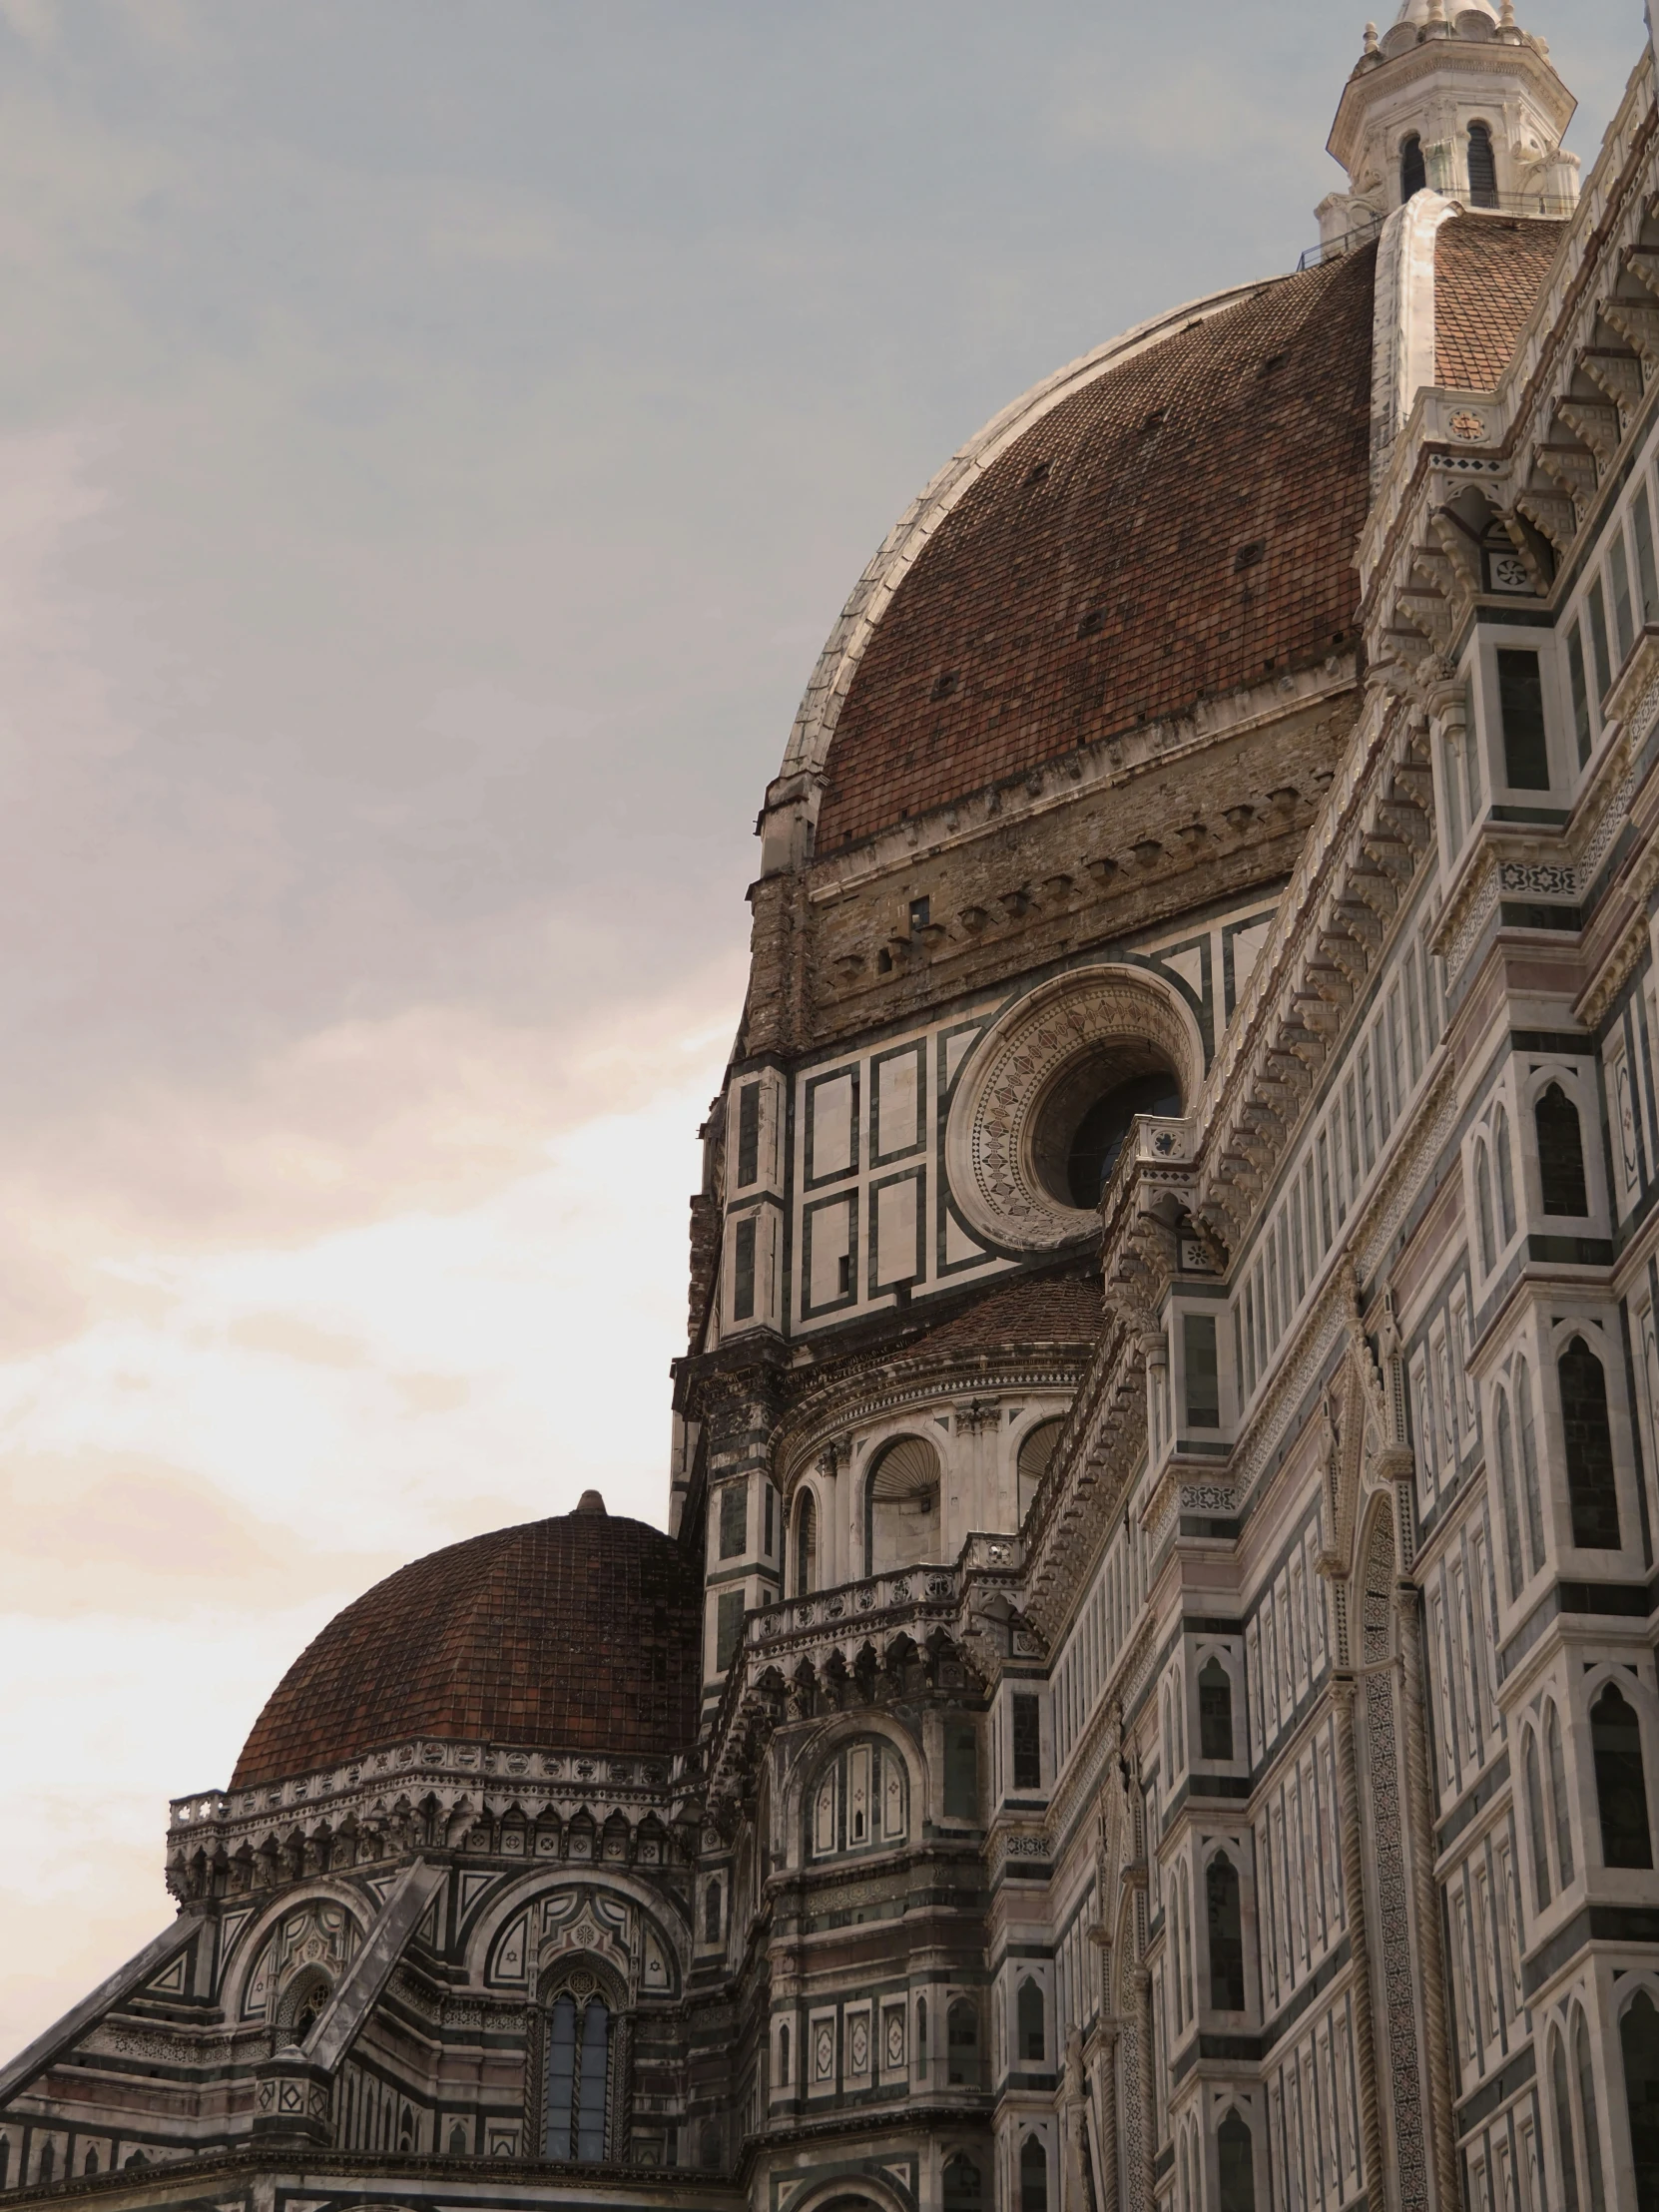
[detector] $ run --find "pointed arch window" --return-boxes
[947,1997,981,2087]
[544,1984,615,2163]
[1538,1083,1589,1215]
[1494,1107,1517,1240]
[1199,1658,1234,1762]
[1524,1726,1552,1909]
[1400,133,1427,202]
[1467,121,1498,207]
[1591,1682,1653,1869]
[1207,1852,1246,2012]
[1560,1338,1621,1552]
[1494,1385,1523,1599]
[1019,2136,1048,2212]
[1575,2007,1608,2212]
[1017,1976,1045,2062]
[1619,1990,1659,2208]
[1554,2028,1582,2212]
[794,1489,818,1596]
[1515,1358,1546,1574]
[1017,1417,1063,1523]
[1474,1141,1496,1273]
[1218,2109,1257,2212]
[1547,1701,1575,1885]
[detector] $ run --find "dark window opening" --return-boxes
[1553,2030,1581,2212]
[736,1082,761,1188]
[1560,1336,1621,1552]
[1184,1311,1221,1428]
[1199,1658,1234,1762]
[1497,648,1550,790]
[1537,1083,1588,1215]
[1400,133,1426,202]
[1019,2138,1047,2212]
[1234,540,1265,572]
[1592,1682,1653,1868]
[836,1251,852,1298]
[36,2145,53,2188]
[1467,121,1498,206]
[1218,2110,1257,2212]
[779,2023,790,2086]
[733,1217,757,1323]
[1012,1693,1042,1792]
[1637,486,1659,625]
[1525,1727,1552,1908]
[1207,1853,1247,2011]
[715,1588,746,1673]
[795,1491,817,1594]
[719,1480,747,1559]
[930,671,959,703]
[1018,1977,1045,2062]
[916,1996,928,2081]
[83,2150,98,2178]
[947,1998,980,2088]
[448,2125,468,2155]
[1620,1990,1659,2212]
[764,1481,775,1554]
[908,896,931,932]
[944,1724,979,1820]
[705,1877,723,1942]
[1064,1069,1182,1208]
[943,2155,983,2212]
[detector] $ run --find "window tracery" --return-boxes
[808,1738,908,1860]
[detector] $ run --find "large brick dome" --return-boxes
[230,1499,701,1790]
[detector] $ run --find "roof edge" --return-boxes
[758,276,1286,871]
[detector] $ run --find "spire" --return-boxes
[1315,0,1578,256]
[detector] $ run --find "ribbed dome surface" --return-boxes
[815,246,1378,850]
[231,1507,701,1790]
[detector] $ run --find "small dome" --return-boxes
[230,1506,701,1789]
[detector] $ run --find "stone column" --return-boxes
[1332,1678,1384,2202]
[1395,1583,1457,2212]
[1087,2020,1120,2212]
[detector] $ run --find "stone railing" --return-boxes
[748,1562,960,1650]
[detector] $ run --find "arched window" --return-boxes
[1495,1386,1523,1599]
[1553,2029,1582,2212]
[1179,1863,1194,2022]
[1017,1418,1063,1523]
[84,2148,99,2177]
[1475,1141,1496,1273]
[1524,1727,1552,1909]
[544,1988,614,2162]
[1619,1990,1659,2203]
[1547,1701,1575,1885]
[1400,132,1426,202]
[1516,1358,1546,1574]
[916,1995,928,2081]
[1560,1338,1621,1552]
[36,2144,54,2188]
[794,1489,818,1595]
[704,1877,723,1942]
[1468,121,1498,206]
[1591,1683,1654,1869]
[1494,1106,1517,1240]
[1199,1658,1234,1761]
[947,1998,980,2087]
[1019,2136,1048,2212]
[1207,1853,1247,2012]
[1575,2007,1607,2212]
[1178,2132,1191,2212]
[867,1434,942,1571]
[448,2123,468,2154]
[1017,1977,1044,2062]
[1218,2108,1257,2212]
[943,2154,983,2212]
[1538,1084,1589,1215]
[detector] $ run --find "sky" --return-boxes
[0,0,1641,2059]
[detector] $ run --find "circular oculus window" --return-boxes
[943,966,1202,1253]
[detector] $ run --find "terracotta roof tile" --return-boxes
[913,1272,1102,1355]
[816,246,1377,849]
[231,1508,701,1789]
[1434,215,1565,390]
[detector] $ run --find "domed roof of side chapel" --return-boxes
[230,1497,700,1789]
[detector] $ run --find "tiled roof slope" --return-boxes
[231,1508,701,1789]
[915,1272,1102,1355]
[1434,215,1566,389]
[815,246,1377,849]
